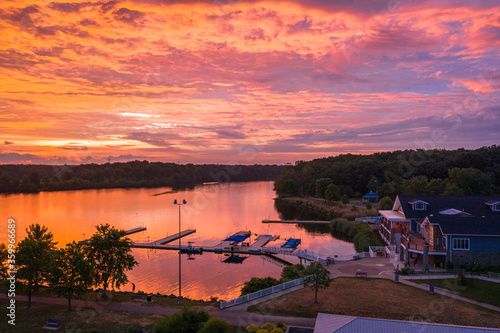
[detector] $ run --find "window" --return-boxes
[452,238,470,250]
[494,204,500,212]
[414,203,426,211]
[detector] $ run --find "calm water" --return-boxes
[0,181,354,300]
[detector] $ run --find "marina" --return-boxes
[2,181,356,300]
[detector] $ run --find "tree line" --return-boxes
[274,145,500,199]
[0,161,285,193]
[1,223,137,311]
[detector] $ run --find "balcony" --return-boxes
[403,234,445,253]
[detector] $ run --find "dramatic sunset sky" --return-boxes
[1,0,499,164]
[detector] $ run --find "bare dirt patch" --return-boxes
[248,277,500,329]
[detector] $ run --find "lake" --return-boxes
[0,181,354,300]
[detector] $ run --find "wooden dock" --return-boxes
[262,220,331,224]
[130,231,289,262]
[124,227,147,235]
[152,229,196,245]
[248,234,279,251]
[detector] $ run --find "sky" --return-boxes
[0,0,499,165]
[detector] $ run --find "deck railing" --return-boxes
[220,275,311,309]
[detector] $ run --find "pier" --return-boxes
[262,219,331,224]
[124,227,147,235]
[152,229,196,245]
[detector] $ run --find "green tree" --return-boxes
[303,262,332,303]
[325,184,341,203]
[86,224,137,295]
[425,178,446,195]
[47,242,93,311]
[153,307,210,333]
[17,224,57,308]
[199,317,230,333]
[240,277,280,296]
[280,264,306,281]
[273,167,298,197]
[315,178,333,199]
[442,182,465,196]
[378,196,394,210]
[341,194,349,205]
[403,175,428,195]
[448,167,493,195]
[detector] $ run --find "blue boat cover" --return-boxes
[281,238,301,248]
[223,235,249,242]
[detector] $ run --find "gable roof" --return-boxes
[314,313,500,333]
[396,195,500,220]
[427,215,500,236]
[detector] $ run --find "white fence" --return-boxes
[220,276,309,309]
[262,247,374,262]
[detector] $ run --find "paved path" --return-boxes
[0,294,317,328]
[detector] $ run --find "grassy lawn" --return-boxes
[247,277,500,329]
[0,299,161,333]
[0,299,241,333]
[32,286,217,309]
[410,278,500,307]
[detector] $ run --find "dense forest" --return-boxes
[0,161,285,193]
[274,146,500,200]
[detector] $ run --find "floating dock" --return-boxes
[262,220,331,224]
[131,230,289,261]
[124,227,147,235]
[153,229,196,245]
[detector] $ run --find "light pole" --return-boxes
[174,199,186,304]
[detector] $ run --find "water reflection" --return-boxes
[0,181,354,300]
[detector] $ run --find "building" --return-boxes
[379,195,500,268]
[312,313,500,333]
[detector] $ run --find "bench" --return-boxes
[42,318,61,330]
[355,272,368,277]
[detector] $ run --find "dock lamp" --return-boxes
[174,199,187,304]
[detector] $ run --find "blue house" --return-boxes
[379,195,500,268]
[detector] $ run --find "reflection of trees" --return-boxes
[274,199,354,243]
[274,199,326,221]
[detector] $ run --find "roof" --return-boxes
[362,191,378,198]
[427,215,500,236]
[408,199,429,205]
[395,195,500,220]
[379,210,407,221]
[314,313,500,333]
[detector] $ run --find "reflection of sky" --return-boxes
[1,1,499,165]
[0,181,353,299]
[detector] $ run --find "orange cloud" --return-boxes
[0,0,499,164]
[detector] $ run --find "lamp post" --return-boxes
[174,199,186,304]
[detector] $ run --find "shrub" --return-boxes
[341,194,349,204]
[260,323,275,331]
[457,272,474,287]
[399,267,415,275]
[153,307,210,333]
[281,264,306,281]
[275,321,287,330]
[365,202,372,210]
[350,205,358,212]
[270,329,284,333]
[256,330,269,333]
[240,277,280,296]
[199,317,230,333]
[246,324,260,333]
